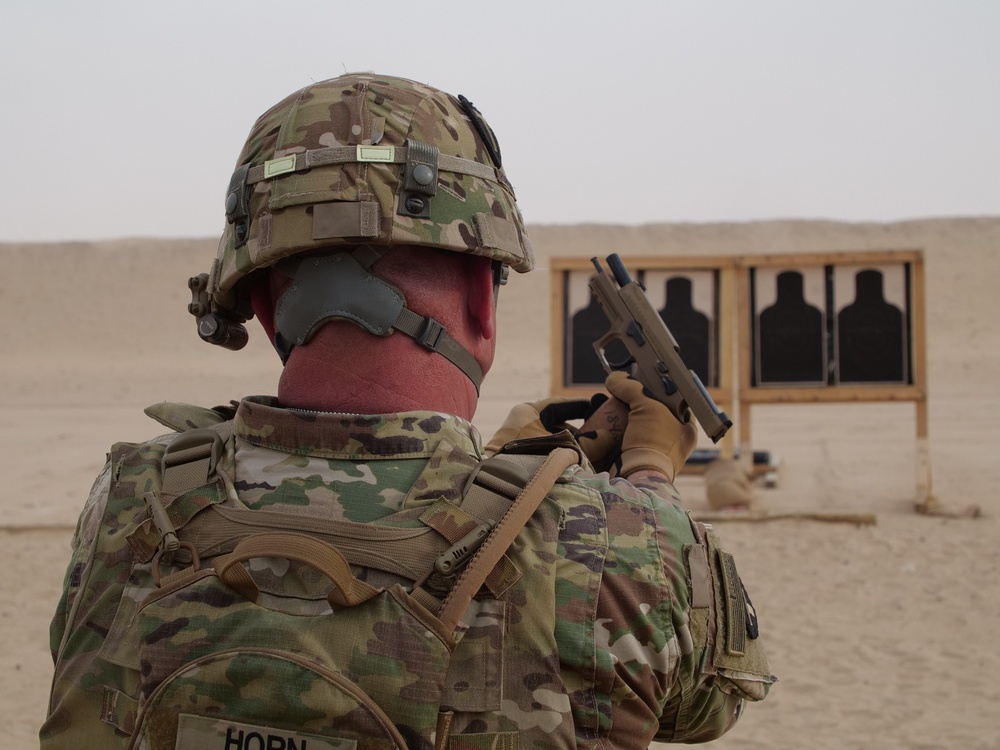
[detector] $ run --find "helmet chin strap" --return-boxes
[273,247,485,393]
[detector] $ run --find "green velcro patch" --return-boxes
[717,549,747,656]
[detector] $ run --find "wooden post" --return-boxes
[735,262,754,473]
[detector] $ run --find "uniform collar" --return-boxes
[233,396,484,460]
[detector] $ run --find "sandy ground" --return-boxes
[3,218,999,749]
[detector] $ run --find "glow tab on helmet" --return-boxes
[264,155,298,179]
[357,145,395,163]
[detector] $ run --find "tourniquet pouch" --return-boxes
[128,532,461,750]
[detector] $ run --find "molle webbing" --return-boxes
[169,453,567,592]
[133,425,578,610]
[174,505,447,582]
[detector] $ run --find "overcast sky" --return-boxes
[2,1,997,242]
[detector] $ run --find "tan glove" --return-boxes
[484,400,560,454]
[571,395,627,472]
[604,371,698,481]
[485,396,618,466]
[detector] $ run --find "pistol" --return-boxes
[589,254,732,443]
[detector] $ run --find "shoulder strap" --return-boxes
[433,447,579,633]
[125,422,234,564]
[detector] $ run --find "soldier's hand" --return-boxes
[485,396,615,466]
[485,400,561,453]
[604,371,697,481]
[571,394,627,472]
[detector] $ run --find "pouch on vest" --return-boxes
[131,533,439,750]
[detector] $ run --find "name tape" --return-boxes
[175,714,358,750]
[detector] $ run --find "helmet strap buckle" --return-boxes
[416,317,447,352]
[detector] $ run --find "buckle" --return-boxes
[462,456,532,500]
[417,317,446,351]
[434,520,494,577]
[162,428,224,478]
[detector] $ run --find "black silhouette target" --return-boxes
[834,266,908,384]
[752,268,827,385]
[564,267,720,388]
[750,263,912,387]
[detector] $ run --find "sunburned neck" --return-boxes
[276,338,479,420]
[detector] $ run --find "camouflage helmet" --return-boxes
[201,73,534,315]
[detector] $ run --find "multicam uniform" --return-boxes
[44,397,772,748]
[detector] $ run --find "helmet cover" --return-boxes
[208,73,534,311]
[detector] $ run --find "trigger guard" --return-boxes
[593,339,636,373]
[605,352,635,371]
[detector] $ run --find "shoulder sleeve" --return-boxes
[43,432,176,747]
[43,460,126,748]
[588,471,774,745]
[49,460,113,660]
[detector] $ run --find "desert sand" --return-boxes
[3,217,999,749]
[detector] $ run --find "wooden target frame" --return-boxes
[549,249,931,503]
[737,249,930,501]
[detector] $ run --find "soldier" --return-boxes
[43,73,773,749]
